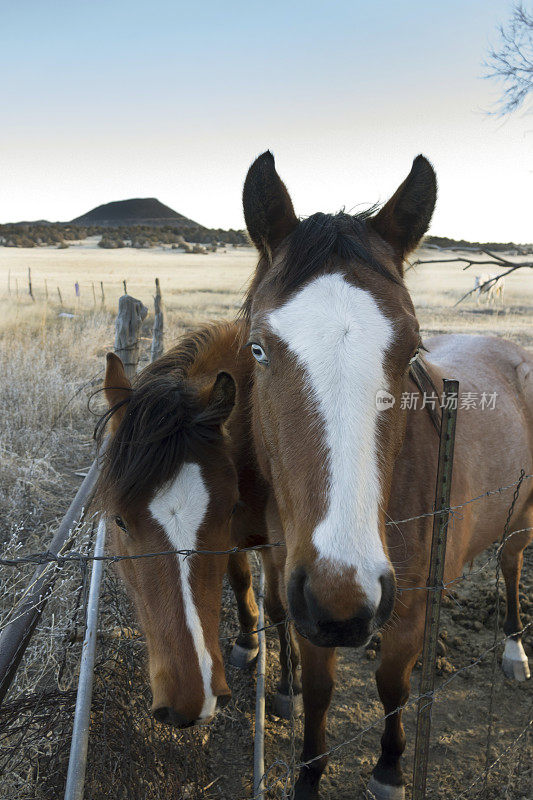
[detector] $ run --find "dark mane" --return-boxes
[96,324,232,511]
[242,210,398,319]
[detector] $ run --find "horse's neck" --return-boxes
[388,359,445,520]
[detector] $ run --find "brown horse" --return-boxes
[97,322,301,728]
[242,151,533,799]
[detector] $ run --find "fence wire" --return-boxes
[0,473,531,799]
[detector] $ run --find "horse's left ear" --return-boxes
[199,371,236,427]
[243,150,299,255]
[370,155,437,263]
[103,352,132,428]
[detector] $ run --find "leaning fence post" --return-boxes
[0,458,103,706]
[150,277,164,361]
[412,378,459,800]
[64,516,106,800]
[114,294,148,379]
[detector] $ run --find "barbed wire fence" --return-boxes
[0,290,531,799]
[0,471,531,799]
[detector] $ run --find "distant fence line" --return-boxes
[5,269,165,312]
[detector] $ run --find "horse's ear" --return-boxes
[370,155,437,264]
[243,151,299,255]
[103,352,131,426]
[199,371,236,427]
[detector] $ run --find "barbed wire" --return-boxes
[1,474,531,570]
[251,620,533,800]
[2,471,531,798]
[455,710,533,799]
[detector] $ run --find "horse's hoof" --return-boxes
[367,776,405,800]
[229,642,259,669]
[502,639,530,681]
[272,690,304,719]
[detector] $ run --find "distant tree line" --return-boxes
[0,223,249,249]
[1,223,528,254]
[424,236,531,253]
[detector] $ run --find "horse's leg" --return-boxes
[227,550,260,667]
[501,502,533,681]
[368,603,425,800]
[261,547,303,718]
[294,637,336,800]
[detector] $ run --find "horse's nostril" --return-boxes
[153,706,170,724]
[216,694,231,710]
[376,571,396,625]
[288,565,310,623]
[153,706,194,728]
[288,565,393,648]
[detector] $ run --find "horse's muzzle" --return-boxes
[153,694,231,728]
[288,567,396,648]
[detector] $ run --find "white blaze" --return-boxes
[268,273,393,606]
[149,462,217,719]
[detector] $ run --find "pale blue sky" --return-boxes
[1,0,531,241]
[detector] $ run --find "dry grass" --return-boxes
[0,243,532,799]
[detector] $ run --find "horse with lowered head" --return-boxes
[96,322,302,728]
[241,151,533,799]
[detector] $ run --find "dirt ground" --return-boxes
[0,244,532,799]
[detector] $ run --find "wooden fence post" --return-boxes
[45,279,49,303]
[28,268,35,302]
[100,281,105,306]
[150,278,164,362]
[114,294,148,379]
[412,378,459,800]
[123,280,127,295]
[57,287,63,307]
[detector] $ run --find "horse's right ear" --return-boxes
[243,151,299,255]
[103,353,131,425]
[370,155,437,264]
[198,371,236,428]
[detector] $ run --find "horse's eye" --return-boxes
[409,347,420,365]
[114,515,128,533]
[251,343,269,365]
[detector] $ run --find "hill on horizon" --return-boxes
[71,197,204,229]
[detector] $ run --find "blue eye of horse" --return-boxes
[251,343,269,365]
[115,515,128,533]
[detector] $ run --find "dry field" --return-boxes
[0,243,531,799]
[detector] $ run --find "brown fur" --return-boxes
[98,322,301,726]
[241,151,533,798]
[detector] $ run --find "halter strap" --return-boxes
[408,357,442,434]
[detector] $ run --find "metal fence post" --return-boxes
[412,378,459,800]
[253,568,266,799]
[64,516,107,800]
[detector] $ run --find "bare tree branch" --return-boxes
[485,2,533,116]
[408,247,533,306]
